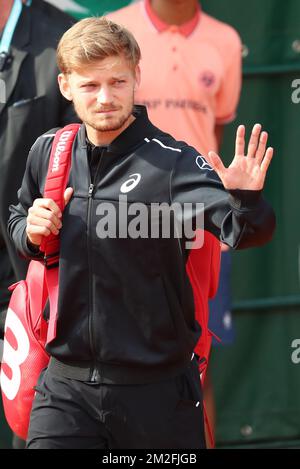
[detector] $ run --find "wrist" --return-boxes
[26,236,40,253]
[228,189,262,210]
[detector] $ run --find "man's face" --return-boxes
[59,55,140,134]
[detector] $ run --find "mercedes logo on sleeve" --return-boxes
[196,155,213,171]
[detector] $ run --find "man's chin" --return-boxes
[94,123,125,132]
[92,116,131,133]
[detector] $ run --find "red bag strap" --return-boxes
[39,124,80,343]
[40,124,81,260]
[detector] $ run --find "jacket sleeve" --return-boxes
[7,138,48,261]
[170,148,276,249]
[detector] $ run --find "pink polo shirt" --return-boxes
[108,0,242,155]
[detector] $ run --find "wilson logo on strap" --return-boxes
[52,130,73,172]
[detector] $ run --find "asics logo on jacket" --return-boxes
[120,173,142,193]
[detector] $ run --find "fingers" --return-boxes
[28,206,62,234]
[204,152,213,167]
[255,131,268,164]
[26,223,51,239]
[27,197,64,243]
[207,151,226,176]
[26,222,52,247]
[235,125,245,156]
[28,213,62,235]
[247,123,262,158]
[246,125,273,172]
[64,187,74,207]
[32,197,62,218]
[260,147,274,174]
[29,206,62,228]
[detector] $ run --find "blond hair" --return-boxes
[57,17,141,74]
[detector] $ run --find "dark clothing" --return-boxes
[0,249,12,319]
[27,356,205,449]
[87,141,108,184]
[8,106,275,385]
[0,0,77,316]
[209,250,234,345]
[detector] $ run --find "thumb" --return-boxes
[63,187,73,207]
[207,151,226,174]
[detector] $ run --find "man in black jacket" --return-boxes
[8,17,275,449]
[0,0,77,336]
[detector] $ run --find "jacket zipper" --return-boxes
[87,149,106,381]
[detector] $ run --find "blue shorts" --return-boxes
[209,251,234,346]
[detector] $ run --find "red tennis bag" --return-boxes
[186,230,221,448]
[0,124,80,440]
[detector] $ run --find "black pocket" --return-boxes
[33,367,48,399]
[175,359,203,407]
[170,366,205,449]
[32,385,46,399]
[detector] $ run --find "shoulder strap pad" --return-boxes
[40,124,80,258]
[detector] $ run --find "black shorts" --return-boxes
[27,357,205,449]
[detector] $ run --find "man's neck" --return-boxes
[85,115,136,146]
[150,0,198,25]
[0,0,15,33]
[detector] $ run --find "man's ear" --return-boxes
[58,73,73,101]
[134,65,141,90]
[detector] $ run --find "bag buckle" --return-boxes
[43,252,59,269]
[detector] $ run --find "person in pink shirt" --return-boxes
[108,0,241,156]
[108,0,242,447]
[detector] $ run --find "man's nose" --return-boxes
[97,86,113,104]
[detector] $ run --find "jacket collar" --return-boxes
[78,105,158,155]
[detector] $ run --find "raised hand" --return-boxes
[206,124,274,190]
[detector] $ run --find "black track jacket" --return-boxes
[8,106,275,383]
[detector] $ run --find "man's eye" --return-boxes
[114,80,126,85]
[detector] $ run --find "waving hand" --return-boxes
[206,124,274,190]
